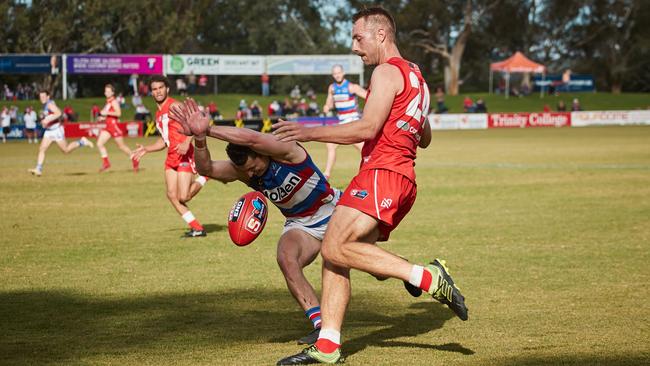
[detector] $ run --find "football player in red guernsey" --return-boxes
[95,84,139,172]
[274,6,468,364]
[131,76,207,237]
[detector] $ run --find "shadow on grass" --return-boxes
[0,288,475,365]
[496,354,650,366]
[203,223,226,233]
[63,172,89,176]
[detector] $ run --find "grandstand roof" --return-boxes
[490,51,545,73]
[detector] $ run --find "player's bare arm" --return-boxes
[323,85,334,114]
[132,137,166,161]
[193,137,242,183]
[273,63,402,144]
[350,83,368,99]
[172,98,305,163]
[41,103,62,128]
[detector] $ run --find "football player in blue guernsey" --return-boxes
[170,98,336,345]
[321,64,367,179]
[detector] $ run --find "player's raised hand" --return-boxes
[272,119,311,142]
[169,102,192,136]
[182,98,211,137]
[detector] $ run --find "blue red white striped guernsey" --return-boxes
[332,79,360,123]
[42,100,61,130]
[248,146,336,218]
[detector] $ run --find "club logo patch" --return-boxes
[351,189,368,199]
[245,197,267,234]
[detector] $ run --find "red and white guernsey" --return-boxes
[156,97,190,150]
[360,57,430,182]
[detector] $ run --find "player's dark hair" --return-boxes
[149,75,170,89]
[39,89,50,96]
[226,143,258,166]
[352,6,396,40]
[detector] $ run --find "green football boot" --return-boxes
[427,259,468,321]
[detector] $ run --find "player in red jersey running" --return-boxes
[131,76,207,237]
[95,84,139,172]
[274,7,468,364]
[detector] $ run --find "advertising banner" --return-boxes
[0,55,61,74]
[67,55,163,74]
[166,55,265,75]
[571,110,650,127]
[488,113,571,128]
[267,55,363,75]
[533,74,595,92]
[2,125,45,139]
[428,113,488,130]
[64,122,143,138]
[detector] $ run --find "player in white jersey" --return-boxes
[28,90,93,176]
[321,64,367,179]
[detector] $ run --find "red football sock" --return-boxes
[102,157,110,166]
[189,220,203,231]
[419,268,433,292]
[315,338,340,354]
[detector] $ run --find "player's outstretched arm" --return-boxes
[273,64,400,144]
[323,85,334,114]
[131,137,166,161]
[193,137,241,183]
[206,125,303,162]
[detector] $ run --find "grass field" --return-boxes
[1,126,649,365]
[1,92,649,121]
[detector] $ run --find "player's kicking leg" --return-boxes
[173,169,206,237]
[277,229,322,345]
[277,206,467,365]
[96,131,112,172]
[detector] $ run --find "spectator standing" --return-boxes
[571,98,582,111]
[557,100,567,111]
[250,100,261,118]
[268,100,281,117]
[63,105,77,122]
[207,101,222,120]
[198,75,208,95]
[138,80,149,96]
[463,96,474,113]
[475,98,487,113]
[129,74,138,95]
[132,94,143,109]
[187,72,197,95]
[261,73,270,96]
[435,86,448,113]
[290,85,301,100]
[91,105,101,122]
[176,78,187,96]
[24,106,38,143]
[1,107,10,143]
[134,103,151,122]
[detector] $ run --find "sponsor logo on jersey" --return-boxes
[395,119,422,141]
[264,173,302,202]
[351,189,368,199]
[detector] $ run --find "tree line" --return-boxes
[1,0,648,94]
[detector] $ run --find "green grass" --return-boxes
[2,92,649,121]
[1,126,649,365]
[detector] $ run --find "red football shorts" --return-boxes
[338,168,417,241]
[102,120,123,138]
[165,150,196,174]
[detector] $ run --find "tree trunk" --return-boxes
[448,56,461,95]
[611,82,622,94]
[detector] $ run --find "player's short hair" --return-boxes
[332,64,344,72]
[149,75,170,89]
[226,143,258,166]
[39,89,50,96]
[104,84,115,93]
[352,6,396,41]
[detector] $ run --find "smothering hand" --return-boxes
[272,119,310,142]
